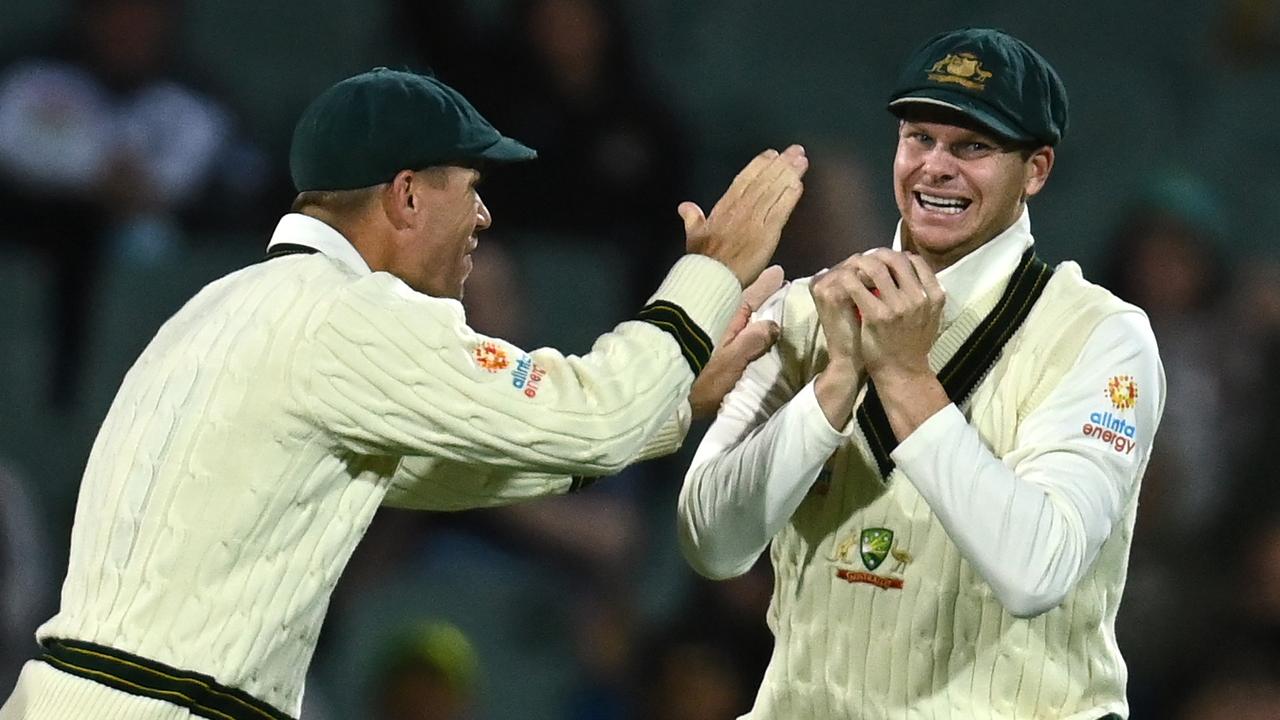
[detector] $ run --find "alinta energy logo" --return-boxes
[1083,375,1140,455]
[511,355,546,399]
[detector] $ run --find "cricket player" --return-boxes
[678,29,1165,719]
[0,68,807,719]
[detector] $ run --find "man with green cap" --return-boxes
[678,29,1164,718]
[0,68,807,719]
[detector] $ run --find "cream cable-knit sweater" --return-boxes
[28,214,741,716]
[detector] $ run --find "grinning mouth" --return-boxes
[914,191,972,215]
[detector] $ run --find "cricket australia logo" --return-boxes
[927,52,993,91]
[859,527,893,570]
[833,527,908,590]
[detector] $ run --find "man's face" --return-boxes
[893,115,1051,269]
[396,166,490,299]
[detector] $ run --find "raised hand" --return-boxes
[680,145,808,287]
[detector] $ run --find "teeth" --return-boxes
[916,192,969,215]
[918,192,967,207]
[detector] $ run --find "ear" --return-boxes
[1023,147,1054,198]
[381,169,420,231]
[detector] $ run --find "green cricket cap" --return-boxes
[290,68,537,192]
[888,28,1069,147]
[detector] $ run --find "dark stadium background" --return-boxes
[2,1,1278,718]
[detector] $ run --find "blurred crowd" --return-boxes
[2,0,1280,718]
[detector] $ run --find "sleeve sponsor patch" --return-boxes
[511,355,546,398]
[1082,411,1136,455]
[1107,375,1138,410]
[473,341,510,372]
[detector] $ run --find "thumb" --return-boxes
[725,319,781,365]
[677,201,706,236]
[743,265,785,311]
[719,302,752,346]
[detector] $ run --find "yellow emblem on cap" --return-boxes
[927,52,993,91]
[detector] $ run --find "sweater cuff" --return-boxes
[635,400,692,462]
[799,379,857,442]
[645,254,742,349]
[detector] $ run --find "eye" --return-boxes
[908,132,934,147]
[954,141,995,159]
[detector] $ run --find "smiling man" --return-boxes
[678,28,1165,719]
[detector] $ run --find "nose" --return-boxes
[919,144,958,183]
[476,195,492,230]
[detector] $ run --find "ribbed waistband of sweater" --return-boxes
[38,638,294,720]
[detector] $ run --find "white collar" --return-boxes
[891,206,1034,325]
[266,213,373,276]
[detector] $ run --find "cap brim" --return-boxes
[474,136,538,164]
[888,90,1032,144]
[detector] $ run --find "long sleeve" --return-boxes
[384,456,570,511]
[678,291,852,579]
[890,311,1165,617]
[385,400,692,510]
[303,254,738,477]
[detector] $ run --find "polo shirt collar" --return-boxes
[266,213,372,276]
[891,206,1034,326]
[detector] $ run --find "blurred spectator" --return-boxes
[371,621,480,720]
[0,462,53,695]
[1168,516,1280,718]
[1221,258,1280,509]
[564,593,637,720]
[1176,672,1280,720]
[639,640,743,720]
[1100,173,1235,540]
[668,567,773,698]
[1098,174,1234,717]
[394,0,693,307]
[0,0,266,407]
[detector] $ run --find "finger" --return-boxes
[725,319,781,364]
[714,149,779,213]
[743,149,807,215]
[677,201,706,236]
[907,253,947,309]
[762,174,805,230]
[852,255,899,308]
[880,250,926,301]
[743,265,785,311]
[845,275,887,323]
[719,301,752,346]
[822,265,881,322]
[779,144,809,177]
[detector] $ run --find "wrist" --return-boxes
[870,364,935,396]
[814,360,859,430]
[871,368,948,442]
